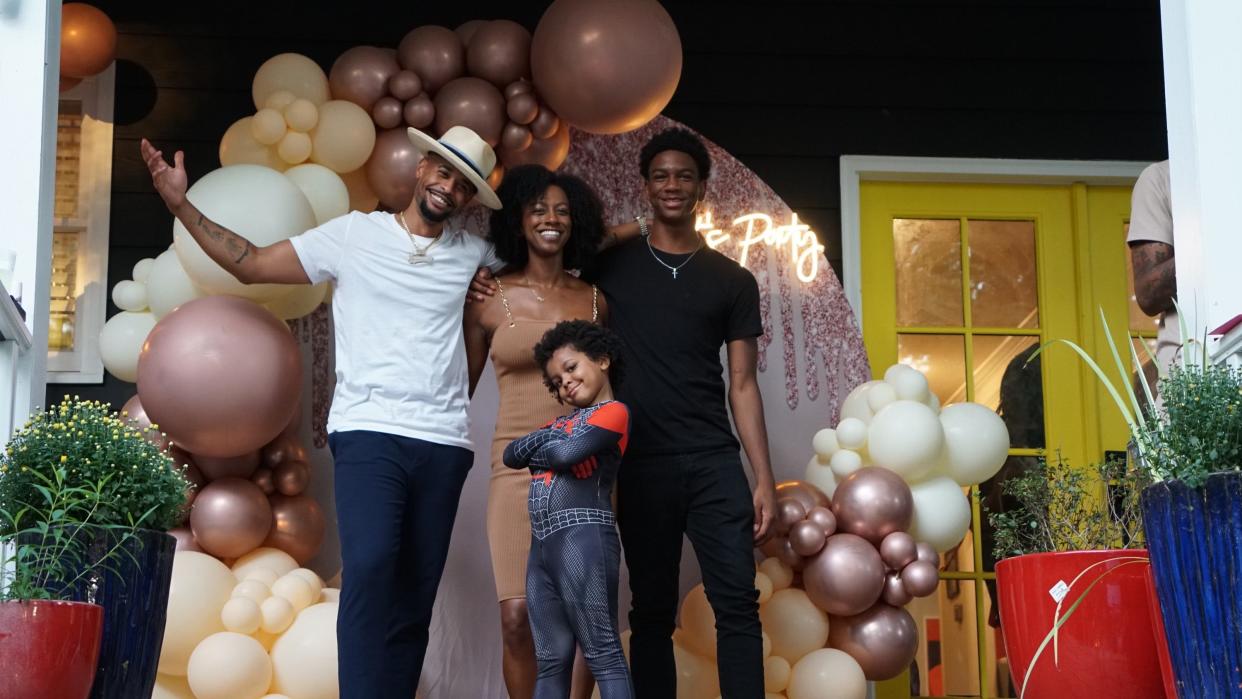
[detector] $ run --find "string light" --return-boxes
[696,210,826,283]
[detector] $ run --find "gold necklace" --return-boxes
[523,275,559,303]
[397,211,441,265]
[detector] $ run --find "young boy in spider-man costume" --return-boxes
[503,320,634,699]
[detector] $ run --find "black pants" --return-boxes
[617,450,764,698]
[329,430,473,699]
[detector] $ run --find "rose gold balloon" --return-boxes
[280,401,303,439]
[776,480,831,512]
[137,296,301,458]
[828,603,919,681]
[529,106,560,139]
[881,571,913,607]
[60,3,117,78]
[759,536,783,559]
[803,533,885,616]
[487,164,505,190]
[195,450,261,481]
[371,96,404,129]
[498,125,570,171]
[169,526,202,553]
[329,45,401,112]
[262,433,308,469]
[455,19,487,48]
[901,560,939,598]
[915,542,939,566]
[506,93,539,125]
[778,538,805,571]
[264,494,327,564]
[183,461,206,490]
[789,520,828,557]
[831,467,913,546]
[252,466,276,496]
[403,94,435,129]
[774,498,807,537]
[806,506,837,537]
[388,70,423,101]
[433,76,506,146]
[274,459,311,497]
[60,75,83,93]
[504,80,533,100]
[397,25,464,94]
[365,127,422,211]
[189,477,273,559]
[880,532,917,570]
[531,0,681,134]
[467,20,532,88]
[499,122,532,152]
[121,394,169,451]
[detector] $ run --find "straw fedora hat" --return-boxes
[406,125,502,210]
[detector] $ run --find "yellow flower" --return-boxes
[60,455,67,463]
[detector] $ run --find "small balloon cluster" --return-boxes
[58,3,117,92]
[153,548,340,699]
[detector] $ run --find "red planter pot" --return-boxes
[0,600,103,699]
[995,550,1163,699]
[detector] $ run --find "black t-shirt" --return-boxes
[590,237,762,457]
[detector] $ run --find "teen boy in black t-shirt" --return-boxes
[591,128,775,698]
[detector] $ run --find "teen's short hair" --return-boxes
[639,127,712,181]
[533,320,626,399]
[487,165,605,271]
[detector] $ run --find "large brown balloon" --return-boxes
[789,520,828,557]
[329,45,401,112]
[264,494,326,564]
[828,604,919,681]
[776,480,831,513]
[397,25,464,94]
[195,450,261,481]
[455,19,487,48]
[120,394,170,451]
[433,77,506,146]
[832,467,913,546]
[371,96,404,129]
[466,20,532,88]
[499,125,570,171]
[189,477,273,559]
[60,3,117,78]
[403,94,435,128]
[901,560,940,598]
[531,0,682,134]
[137,296,302,458]
[365,127,422,211]
[274,459,311,496]
[803,533,885,617]
[879,531,917,570]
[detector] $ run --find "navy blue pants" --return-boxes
[329,430,473,699]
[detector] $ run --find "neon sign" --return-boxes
[696,211,826,283]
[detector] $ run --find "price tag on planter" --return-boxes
[1048,580,1070,603]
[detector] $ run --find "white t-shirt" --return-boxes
[1127,160,1179,371]
[290,211,503,449]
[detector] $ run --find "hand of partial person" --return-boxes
[571,456,598,479]
[752,482,776,545]
[468,266,497,302]
[140,138,188,211]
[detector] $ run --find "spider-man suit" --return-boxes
[503,400,634,699]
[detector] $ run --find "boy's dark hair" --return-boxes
[533,320,626,401]
[639,127,712,181]
[487,164,605,271]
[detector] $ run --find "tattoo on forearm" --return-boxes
[193,213,253,267]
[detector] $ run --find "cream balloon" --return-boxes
[187,631,272,699]
[883,363,919,386]
[277,131,312,164]
[758,588,830,664]
[100,310,156,382]
[835,418,868,450]
[811,428,838,463]
[260,595,296,634]
[866,400,944,481]
[270,603,339,699]
[233,547,300,581]
[251,108,288,145]
[232,579,271,604]
[678,584,717,658]
[762,631,771,659]
[264,281,329,320]
[829,449,863,479]
[221,596,262,634]
[272,574,315,612]
[283,98,319,132]
[804,458,839,500]
[252,53,331,109]
[283,163,349,225]
[265,90,297,111]
[243,568,281,588]
[909,477,972,552]
[758,557,793,591]
[939,402,1011,485]
[787,648,867,699]
[928,391,942,414]
[319,588,341,604]
[111,279,148,312]
[888,365,931,403]
[866,382,897,413]
[839,380,882,424]
[159,551,236,676]
[262,696,292,699]
[288,568,324,596]
[152,673,195,699]
[146,248,205,319]
[219,117,286,171]
[132,257,155,283]
[764,655,792,693]
[309,100,377,173]
[672,640,719,699]
[755,571,774,605]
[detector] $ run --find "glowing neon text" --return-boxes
[697,211,826,283]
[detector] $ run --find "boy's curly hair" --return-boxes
[532,320,626,401]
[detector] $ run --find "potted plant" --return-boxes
[0,397,190,699]
[985,456,1164,698]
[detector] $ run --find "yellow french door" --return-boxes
[859,181,1139,699]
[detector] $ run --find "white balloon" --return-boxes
[883,363,919,385]
[940,402,1011,486]
[888,365,931,403]
[866,382,897,413]
[839,380,882,424]
[927,391,942,414]
[835,418,868,450]
[271,603,339,699]
[811,428,839,463]
[283,163,349,225]
[787,648,866,699]
[160,552,236,676]
[146,248,206,319]
[866,400,944,482]
[187,632,272,699]
[172,165,316,301]
[319,588,341,604]
[264,282,329,320]
[132,257,157,283]
[909,477,972,552]
[100,311,156,383]
[111,279,149,312]
[829,449,863,479]
[804,458,838,500]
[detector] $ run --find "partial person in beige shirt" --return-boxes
[1128,160,1180,385]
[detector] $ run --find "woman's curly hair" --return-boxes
[533,320,626,401]
[486,165,605,271]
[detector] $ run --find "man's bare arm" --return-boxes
[1130,240,1176,317]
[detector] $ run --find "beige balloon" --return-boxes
[272,574,315,612]
[264,282,329,320]
[252,53,330,110]
[221,597,262,634]
[319,588,341,604]
[755,571,774,605]
[283,163,349,225]
[672,639,719,699]
[159,551,236,676]
[283,98,319,132]
[265,90,297,112]
[146,248,205,319]
[187,631,273,699]
[231,579,271,605]
[678,584,717,658]
[132,257,156,283]
[111,279,148,312]
[219,117,286,171]
[152,673,196,699]
[338,167,378,212]
[100,310,156,383]
[758,557,793,591]
[759,588,830,664]
[277,131,312,164]
[288,568,324,596]
[260,595,296,635]
[232,547,300,581]
[310,100,377,173]
[804,458,839,500]
[251,108,287,145]
[764,655,792,693]
[271,603,340,699]
[787,648,867,699]
[242,568,281,588]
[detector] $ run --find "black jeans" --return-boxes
[617,449,763,698]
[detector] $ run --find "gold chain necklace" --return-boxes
[397,211,441,265]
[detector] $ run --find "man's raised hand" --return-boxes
[140,138,188,211]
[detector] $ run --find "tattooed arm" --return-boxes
[1129,240,1176,317]
[141,139,310,285]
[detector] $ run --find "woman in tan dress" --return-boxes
[465,164,611,699]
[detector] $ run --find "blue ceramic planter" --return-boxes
[1141,472,1242,698]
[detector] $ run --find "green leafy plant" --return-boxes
[0,396,189,534]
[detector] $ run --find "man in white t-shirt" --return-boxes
[142,126,504,699]
[1128,160,1180,379]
